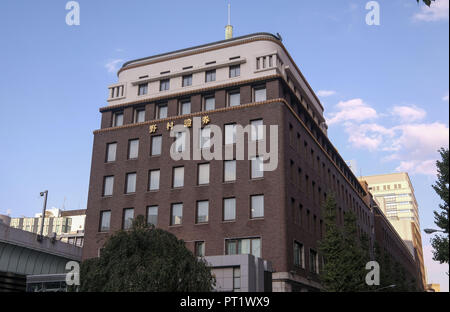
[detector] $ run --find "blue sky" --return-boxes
[0,0,448,290]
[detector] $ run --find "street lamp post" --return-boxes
[37,190,48,242]
[424,228,446,234]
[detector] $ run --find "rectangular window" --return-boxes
[250,119,264,141]
[180,100,191,115]
[99,211,111,232]
[204,96,215,111]
[229,64,240,78]
[113,112,123,127]
[106,143,117,162]
[182,75,192,87]
[125,172,136,194]
[224,160,236,182]
[251,195,264,218]
[147,206,158,226]
[228,91,240,107]
[223,198,236,221]
[200,127,211,149]
[134,108,145,123]
[294,242,304,268]
[195,241,205,257]
[171,203,183,225]
[175,132,186,153]
[138,83,148,96]
[157,104,168,119]
[122,208,134,230]
[233,267,241,291]
[173,166,184,188]
[149,170,160,191]
[160,79,170,91]
[254,87,267,102]
[226,238,261,258]
[225,124,237,145]
[196,201,209,224]
[205,70,216,82]
[198,163,210,185]
[128,139,139,159]
[251,156,264,179]
[309,250,318,273]
[103,176,114,196]
[151,135,162,156]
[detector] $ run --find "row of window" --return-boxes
[293,241,319,274]
[111,86,267,127]
[102,157,264,195]
[137,65,241,97]
[105,119,264,162]
[99,195,265,233]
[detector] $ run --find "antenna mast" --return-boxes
[225,2,233,40]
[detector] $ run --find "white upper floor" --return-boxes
[106,33,325,124]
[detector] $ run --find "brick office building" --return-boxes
[83,33,379,291]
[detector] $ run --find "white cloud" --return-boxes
[345,123,395,151]
[104,59,123,73]
[328,97,449,176]
[396,159,437,175]
[327,99,378,125]
[413,0,449,22]
[317,90,336,97]
[391,105,427,123]
[393,122,449,158]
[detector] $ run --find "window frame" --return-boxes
[196,200,209,224]
[170,203,183,226]
[172,166,185,188]
[122,208,134,230]
[228,90,241,107]
[160,79,170,91]
[148,169,160,191]
[250,194,264,219]
[138,83,148,96]
[205,69,216,83]
[150,135,162,156]
[102,176,114,197]
[125,172,137,194]
[229,64,240,78]
[105,142,117,163]
[146,205,158,226]
[99,210,111,232]
[182,74,192,87]
[127,139,139,160]
[223,197,236,221]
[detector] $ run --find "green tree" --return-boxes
[374,244,394,291]
[79,215,215,292]
[417,0,435,6]
[318,194,369,292]
[431,148,449,264]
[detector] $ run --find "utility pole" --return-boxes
[37,190,48,242]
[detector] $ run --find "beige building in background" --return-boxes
[9,208,86,247]
[361,172,426,289]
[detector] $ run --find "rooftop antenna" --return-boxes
[225,2,233,40]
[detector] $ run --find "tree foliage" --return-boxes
[318,194,370,292]
[417,0,435,6]
[79,215,215,292]
[431,148,449,264]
